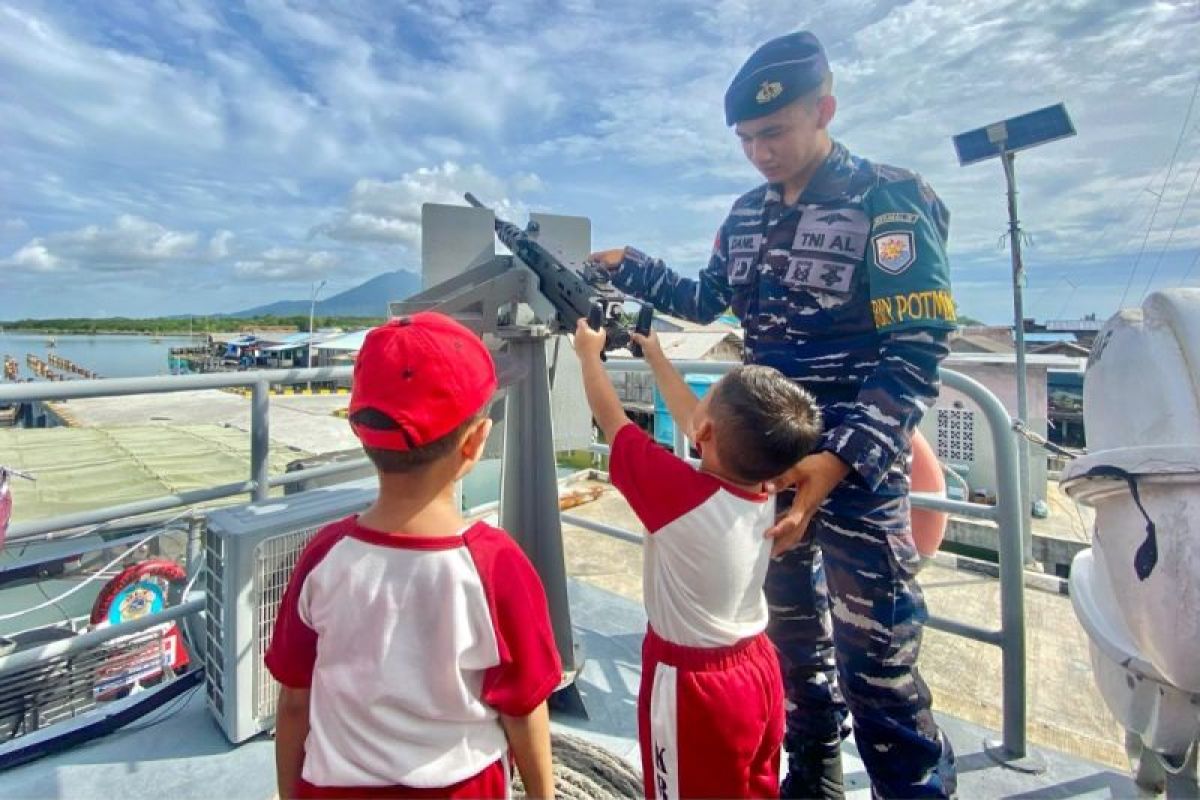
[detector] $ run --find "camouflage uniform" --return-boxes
[613,140,958,798]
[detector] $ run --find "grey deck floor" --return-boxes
[1,580,1141,800]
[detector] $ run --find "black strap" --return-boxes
[1080,464,1158,581]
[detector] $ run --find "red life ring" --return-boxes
[910,430,948,557]
[90,558,187,625]
[90,559,191,693]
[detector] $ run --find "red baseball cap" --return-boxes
[349,312,514,451]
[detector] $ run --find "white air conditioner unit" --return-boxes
[204,480,377,743]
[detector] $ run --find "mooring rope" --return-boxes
[512,733,643,799]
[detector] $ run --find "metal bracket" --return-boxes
[390,257,529,335]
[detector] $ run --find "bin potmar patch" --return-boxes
[872,231,915,275]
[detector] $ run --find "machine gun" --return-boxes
[464,193,653,357]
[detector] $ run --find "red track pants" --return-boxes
[638,627,784,799]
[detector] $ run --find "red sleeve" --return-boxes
[263,518,353,689]
[466,525,562,717]
[608,423,720,533]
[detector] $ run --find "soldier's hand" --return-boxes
[629,330,665,362]
[572,317,607,360]
[587,247,628,271]
[765,452,850,556]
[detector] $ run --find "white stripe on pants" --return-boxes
[649,662,680,800]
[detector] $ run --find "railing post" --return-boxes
[943,370,1043,772]
[251,380,270,502]
[672,423,687,458]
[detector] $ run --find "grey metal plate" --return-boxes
[420,203,496,291]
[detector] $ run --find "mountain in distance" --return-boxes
[231,270,422,318]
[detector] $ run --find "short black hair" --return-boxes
[350,406,487,475]
[708,365,823,483]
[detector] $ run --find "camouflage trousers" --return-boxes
[765,477,957,798]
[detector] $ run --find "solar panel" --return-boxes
[953,103,1076,166]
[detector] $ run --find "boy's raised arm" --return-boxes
[573,319,631,443]
[633,331,699,435]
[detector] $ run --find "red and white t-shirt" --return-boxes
[609,424,774,648]
[264,516,561,790]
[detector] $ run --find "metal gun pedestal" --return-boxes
[391,202,595,716]
[496,326,584,715]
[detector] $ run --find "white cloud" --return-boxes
[234,247,340,280]
[3,215,201,273]
[3,0,1199,321]
[0,5,225,155]
[315,161,539,247]
[208,229,234,259]
[7,242,62,273]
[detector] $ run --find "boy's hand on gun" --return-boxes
[630,330,664,362]
[573,317,607,360]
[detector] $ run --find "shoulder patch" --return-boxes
[872,231,915,275]
[865,175,955,333]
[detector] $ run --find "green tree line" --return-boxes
[0,315,385,335]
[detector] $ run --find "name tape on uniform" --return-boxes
[871,289,957,328]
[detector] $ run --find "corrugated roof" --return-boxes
[652,312,739,334]
[313,329,370,351]
[951,333,1014,354]
[260,332,340,352]
[607,330,740,361]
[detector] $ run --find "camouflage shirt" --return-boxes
[613,141,957,491]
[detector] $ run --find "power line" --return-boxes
[1030,157,1169,321]
[1047,194,1161,320]
[1140,157,1200,299]
[1178,247,1200,287]
[1119,70,1200,307]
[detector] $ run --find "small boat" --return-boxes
[46,336,56,348]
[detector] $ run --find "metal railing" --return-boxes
[0,368,363,754]
[0,361,1034,765]
[578,359,1034,765]
[0,367,363,543]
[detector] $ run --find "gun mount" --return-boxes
[389,196,656,717]
[392,194,651,353]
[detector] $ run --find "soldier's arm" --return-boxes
[603,224,733,325]
[820,179,956,491]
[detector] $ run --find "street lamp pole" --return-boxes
[307,279,327,392]
[953,103,1075,568]
[1002,150,1034,563]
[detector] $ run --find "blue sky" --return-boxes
[1,0,1198,323]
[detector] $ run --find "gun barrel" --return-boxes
[460,191,647,348]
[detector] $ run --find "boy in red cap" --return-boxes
[267,312,560,799]
[573,319,823,799]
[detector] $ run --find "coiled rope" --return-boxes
[512,733,642,799]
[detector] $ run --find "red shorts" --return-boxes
[638,628,784,799]
[295,758,508,799]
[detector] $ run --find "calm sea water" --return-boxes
[0,332,198,380]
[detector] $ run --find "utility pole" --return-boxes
[307,279,327,393]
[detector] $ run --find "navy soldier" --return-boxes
[591,31,958,799]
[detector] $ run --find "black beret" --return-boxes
[724,31,830,126]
